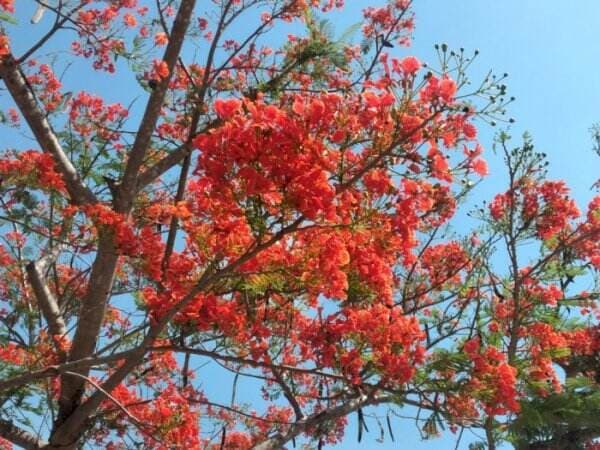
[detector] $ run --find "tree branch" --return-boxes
[54,0,197,430]
[0,349,138,393]
[26,248,68,361]
[0,56,96,205]
[116,0,197,213]
[135,116,222,191]
[62,371,158,441]
[153,345,346,381]
[252,393,385,450]
[49,217,305,446]
[272,367,304,421]
[0,419,47,450]
[135,141,194,189]
[19,2,86,63]
[56,233,119,428]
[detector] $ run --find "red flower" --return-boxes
[123,13,137,27]
[398,56,421,75]
[154,32,168,46]
[471,158,489,176]
[0,0,13,13]
[0,35,10,58]
[152,59,170,80]
[439,78,457,102]
[213,98,242,119]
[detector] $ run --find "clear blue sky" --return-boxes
[5,1,600,449]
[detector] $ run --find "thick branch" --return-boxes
[49,218,305,446]
[135,142,193,189]
[116,0,197,212]
[55,0,197,428]
[0,349,139,393]
[0,419,47,450]
[136,116,221,190]
[55,233,119,428]
[26,251,68,360]
[47,276,214,448]
[0,56,96,205]
[272,367,304,421]
[252,394,385,450]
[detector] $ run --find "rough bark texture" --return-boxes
[46,2,198,445]
[0,419,47,450]
[26,253,68,360]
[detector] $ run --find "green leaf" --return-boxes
[468,443,485,450]
[338,22,362,44]
[0,11,17,25]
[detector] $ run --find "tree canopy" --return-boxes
[0,1,598,449]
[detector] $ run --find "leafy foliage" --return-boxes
[0,1,597,450]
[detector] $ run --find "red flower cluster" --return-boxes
[490,179,580,239]
[70,2,141,72]
[0,35,9,58]
[69,92,129,140]
[463,338,520,415]
[362,1,413,46]
[105,382,200,448]
[26,63,63,112]
[0,0,13,13]
[0,342,25,365]
[0,150,66,191]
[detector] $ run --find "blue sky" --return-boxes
[334,1,600,449]
[5,1,600,449]
[411,1,600,206]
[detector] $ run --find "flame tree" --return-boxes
[0,1,598,449]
